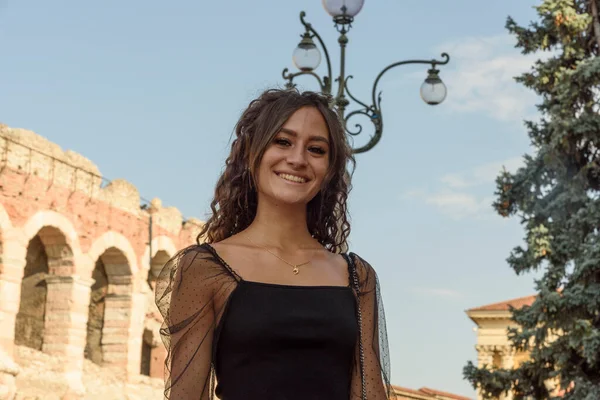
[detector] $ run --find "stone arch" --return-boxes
[22,210,82,267]
[15,222,77,352]
[84,232,137,368]
[0,201,16,331]
[14,234,49,350]
[85,234,145,378]
[0,198,11,268]
[140,235,176,272]
[85,245,133,367]
[0,202,13,236]
[87,231,138,278]
[147,249,172,288]
[0,202,21,395]
[140,238,175,377]
[15,211,83,357]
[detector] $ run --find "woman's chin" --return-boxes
[271,194,313,207]
[257,188,319,208]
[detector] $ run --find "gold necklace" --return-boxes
[245,234,310,275]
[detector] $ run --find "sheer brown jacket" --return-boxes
[155,243,395,399]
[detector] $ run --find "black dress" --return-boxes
[155,243,395,400]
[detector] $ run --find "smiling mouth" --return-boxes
[275,172,309,184]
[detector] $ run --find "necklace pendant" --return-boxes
[292,266,299,275]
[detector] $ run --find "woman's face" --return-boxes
[255,106,330,207]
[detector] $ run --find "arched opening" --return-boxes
[140,328,153,376]
[85,246,132,368]
[85,257,109,365]
[147,250,170,290]
[140,250,171,377]
[15,235,49,350]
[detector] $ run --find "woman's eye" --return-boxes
[274,138,326,155]
[274,138,291,146]
[309,146,327,155]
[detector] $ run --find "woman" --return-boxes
[155,88,395,400]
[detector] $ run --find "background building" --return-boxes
[467,296,568,400]
[393,386,472,400]
[0,123,204,398]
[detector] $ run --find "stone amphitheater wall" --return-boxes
[0,123,203,399]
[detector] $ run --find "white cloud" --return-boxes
[440,157,524,189]
[435,34,544,124]
[424,192,495,220]
[392,34,551,124]
[403,156,524,220]
[401,188,427,198]
[439,174,471,189]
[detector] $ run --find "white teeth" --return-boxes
[278,173,307,183]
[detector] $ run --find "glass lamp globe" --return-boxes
[420,68,447,105]
[322,0,364,24]
[292,34,321,71]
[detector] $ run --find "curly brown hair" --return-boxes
[196,88,355,253]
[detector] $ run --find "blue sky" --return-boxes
[1,0,546,396]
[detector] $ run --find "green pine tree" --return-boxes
[463,1,600,399]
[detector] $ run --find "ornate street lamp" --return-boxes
[282,0,450,153]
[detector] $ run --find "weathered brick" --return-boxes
[1,123,205,388]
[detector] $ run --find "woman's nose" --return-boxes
[286,146,308,167]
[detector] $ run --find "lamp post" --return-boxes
[281,0,450,154]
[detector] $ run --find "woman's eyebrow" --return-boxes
[279,128,329,144]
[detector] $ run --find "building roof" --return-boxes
[392,385,472,400]
[418,387,472,400]
[467,294,536,312]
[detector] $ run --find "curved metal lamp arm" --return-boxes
[281,11,334,93]
[344,110,383,154]
[343,53,450,154]
[371,53,450,108]
[282,68,327,91]
[299,11,333,92]
[344,76,370,110]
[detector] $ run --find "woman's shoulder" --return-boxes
[162,243,232,277]
[155,244,237,321]
[347,252,379,290]
[170,243,210,263]
[348,252,375,272]
[155,243,239,301]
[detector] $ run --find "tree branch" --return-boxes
[590,0,600,50]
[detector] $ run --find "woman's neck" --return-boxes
[244,200,317,252]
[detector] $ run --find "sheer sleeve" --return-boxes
[349,253,396,400]
[155,244,238,400]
